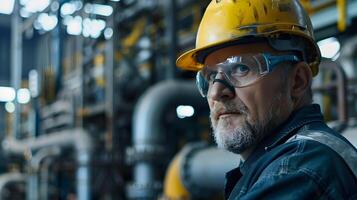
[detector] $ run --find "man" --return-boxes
[176,0,357,199]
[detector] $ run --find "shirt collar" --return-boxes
[240,104,324,174]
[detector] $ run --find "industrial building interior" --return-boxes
[0,0,356,199]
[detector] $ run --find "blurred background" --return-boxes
[0,0,356,199]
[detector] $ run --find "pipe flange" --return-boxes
[126,146,168,164]
[126,181,162,199]
[180,142,213,198]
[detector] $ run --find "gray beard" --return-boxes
[210,94,285,154]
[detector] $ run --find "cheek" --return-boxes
[254,80,292,121]
[234,89,258,122]
[235,82,281,122]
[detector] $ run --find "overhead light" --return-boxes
[17,88,31,104]
[0,87,16,102]
[104,27,113,40]
[0,0,15,15]
[84,3,113,16]
[138,37,151,48]
[23,0,50,13]
[5,102,15,113]
[29,70,39,98]
[73,1,83,11]
[67,16,82,35]
[83,18,106,38]
[33,20,42,30]
[61,2,76,16]
[20,8,32,18]
[51,1,60,12]
[37,13,58,31]
[176,105,195,119]
[62,15,73,26]
[318,37,341,59]
[20,0,30,6]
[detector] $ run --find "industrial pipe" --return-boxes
[165,0,178,79]
[339,35,357,79]
[312,60,348,131]
[39,157,55,200]
[337,0,347,32]
[10,0,22,139]
[163,143,241,199]
[27,147,61,200]
[0,173,26,200]
[182,143,240,198]
[127,80,206,199]
[2,128,92,200]
[162,151,190,200]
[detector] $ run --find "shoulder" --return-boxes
[258,136,357,199]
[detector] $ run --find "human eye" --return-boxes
[231,64,250,77]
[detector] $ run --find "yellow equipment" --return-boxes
[161,153,190,200]
[176,0,321,76]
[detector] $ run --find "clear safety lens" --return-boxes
[196,53,300,97]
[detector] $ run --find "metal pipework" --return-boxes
[162,152,190,200]
[40,157,55,200]
[11,0,22,139]
[179,143,240,198]
[2,129,92,200]
[127,80,206,199]
[162,143,241,199]
[339,35,357,79]
[165,0,178,79]
[337,0,347,32]
[0,173,26,200]
[27,147,61,200]
[312,60,348,128]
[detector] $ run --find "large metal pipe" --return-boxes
[27,147,61,200]
[128,80,206,199]
[179,143,240,198]
[165,0,178,79]
[40,157,55,200]
[162,143,241,199]
[0,173,26,200]
[11,0,22,139]
[2,129,92,200]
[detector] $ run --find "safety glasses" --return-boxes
[196,53,300,97]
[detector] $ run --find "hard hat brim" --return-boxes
[176,31,321,77]
[176,35,262,71]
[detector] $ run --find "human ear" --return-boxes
[290,62,312,103]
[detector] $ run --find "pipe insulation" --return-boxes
[128,80,207,199]
[2,129,92,200]
[179,143,241,198]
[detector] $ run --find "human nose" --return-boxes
[207,73,235,101]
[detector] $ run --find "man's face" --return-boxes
[205,44,294,154]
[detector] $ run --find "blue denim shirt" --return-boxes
[225,104,357,200]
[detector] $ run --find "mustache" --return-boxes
[210,101,249,120]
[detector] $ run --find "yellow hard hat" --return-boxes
[176,0,321,76]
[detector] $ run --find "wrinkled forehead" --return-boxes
[204,42,279,66]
